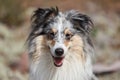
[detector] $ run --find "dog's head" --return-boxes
[28,7,93,67]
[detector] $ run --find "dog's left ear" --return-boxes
[66,10,93,34]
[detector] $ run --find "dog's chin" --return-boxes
[52,56,64,67]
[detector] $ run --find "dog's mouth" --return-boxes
[52,56,64,67]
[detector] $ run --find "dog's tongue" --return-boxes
[54,57,63,67]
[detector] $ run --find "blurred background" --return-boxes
[0,0,120,80]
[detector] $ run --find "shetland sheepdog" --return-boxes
[27,7,97,80]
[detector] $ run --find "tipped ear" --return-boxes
[32,7,59,25]
[27,7,59,42]
[66,10,93,34]
[31,7,59,35]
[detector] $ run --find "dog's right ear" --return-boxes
[32,7,58,25]
[27,7,59,42]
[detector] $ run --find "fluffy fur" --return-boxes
[27,7,97,80]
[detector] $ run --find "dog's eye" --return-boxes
[48,32,55,39]
[65,33,72,40]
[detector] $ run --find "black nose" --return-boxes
[55,48,64,56]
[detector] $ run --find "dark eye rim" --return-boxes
[47,32,55,39]
[50,32,54,36]
[65,33,73,40]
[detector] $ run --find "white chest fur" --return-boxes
[29,52,94,80]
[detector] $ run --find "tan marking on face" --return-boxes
[51,28,57,34]
[64,40,70,47]
[49,40,56,47]
[47,28,56,47]
[69,35,86,63]
[64,28,73,47]
[64,28,72,35]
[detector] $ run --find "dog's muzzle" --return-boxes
[52,48,65,67]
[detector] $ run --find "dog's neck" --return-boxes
[29,51,94,80]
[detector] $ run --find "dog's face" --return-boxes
[28,7,93,67]
[45,15,75,67]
